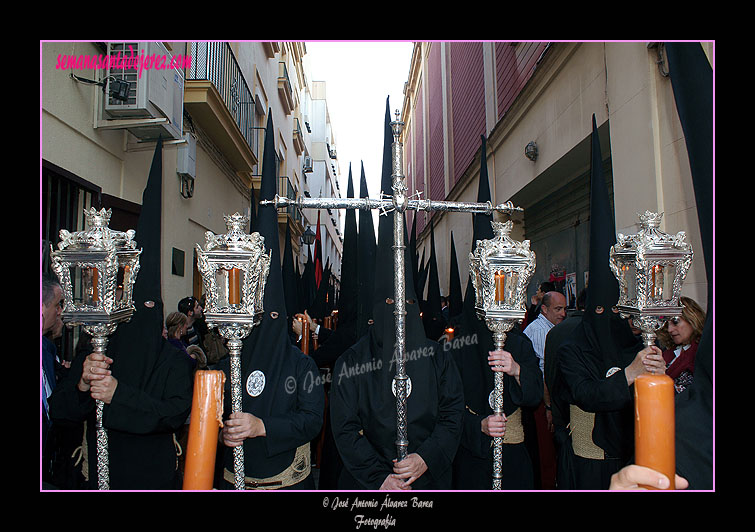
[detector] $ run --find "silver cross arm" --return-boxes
[261,194,522,216]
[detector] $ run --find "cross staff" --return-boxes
[263,111,522,465]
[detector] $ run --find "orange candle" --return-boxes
[634,373,676,490]
[183,370,225,490]
[91,268,99,304]
[445,327,454,340]
[324,316,331,330]
[495,272,505,303]
[301,319,310,355]
[228,268,241,305]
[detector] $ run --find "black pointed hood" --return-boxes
[357,162,376,338]
[462,135,494,314]
[665,42,713,490]
[108,137,169,384]
[423,219,444,340]
[581,115,637,369]
[338,165,359,324]
[370,97,424,360]
[249,186,257,232]
[239,112,292,372]
[282,218,298,334]
[417,248,428,301]
[409,213,420,296]
[448,231,463,320]
[313,167,360,363]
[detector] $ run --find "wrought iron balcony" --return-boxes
[185,42,258,175]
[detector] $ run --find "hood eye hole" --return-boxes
[595,305,604,314]
[270,311,279,319]
[385,298,394,305]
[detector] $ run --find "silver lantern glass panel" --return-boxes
[49,207,142,490]
[609,211,693,347]
[194,212,270,490]
[469,219,536,490]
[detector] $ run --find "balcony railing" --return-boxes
[187,42,257,156]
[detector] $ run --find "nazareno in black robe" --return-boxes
[555,116,642,489]
[49,138,195,490]
[447,134,543,490]
[218,112,324,489]
[329,98,464,490]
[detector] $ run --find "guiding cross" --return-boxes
[262,110,522,485]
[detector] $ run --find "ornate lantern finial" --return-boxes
[609,210,693,347]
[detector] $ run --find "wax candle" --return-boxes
[634,373,676,490]
[183,370,225,490]
[495,272,505,303]
[91,268,99,304]
[445,327,454,340]
[228,268,241,305]
[301,318,310,355]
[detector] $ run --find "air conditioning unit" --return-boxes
[303,156,313,173]
[177,132,197,199]
[104,42,184,140]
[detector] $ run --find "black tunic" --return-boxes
[219,322,324,483]
[449,317,543,490]
[330,323,464,490]
[556,317,642,489]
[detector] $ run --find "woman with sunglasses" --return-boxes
[656,297,706,394]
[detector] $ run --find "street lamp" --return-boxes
[49,207,141,490]
[301,225,316,247]
[469,219,536,489]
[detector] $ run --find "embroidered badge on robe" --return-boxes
[246,370,266,397]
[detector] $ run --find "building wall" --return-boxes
[42,41,343,316]
[401,41,712,311]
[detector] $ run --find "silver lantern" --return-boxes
[469,219,536,490]
[195,212,270,489]
[609,211,693,347]
[49,207,142,490]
